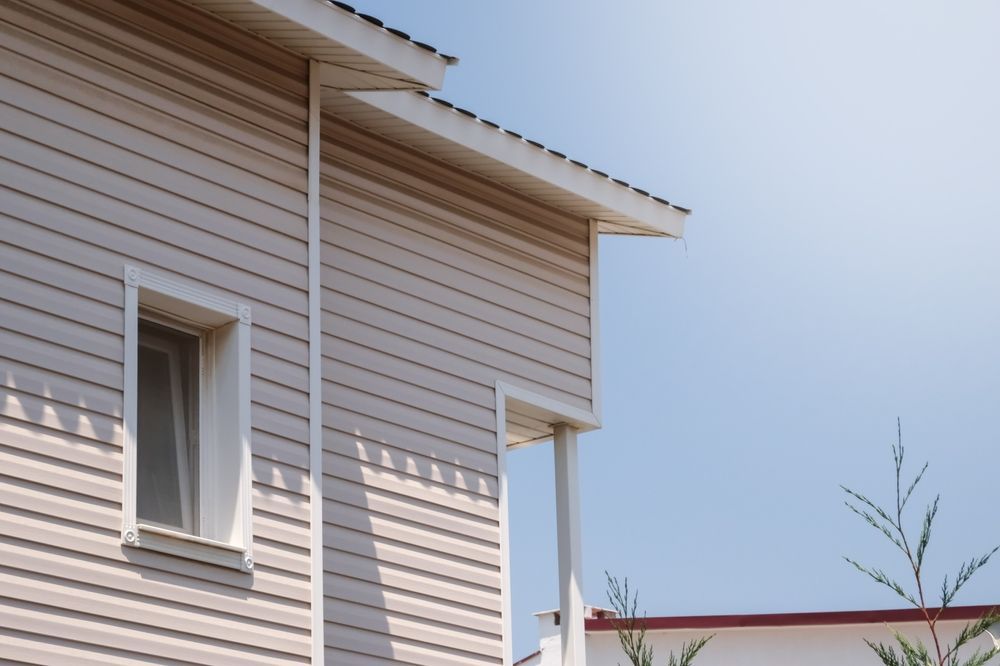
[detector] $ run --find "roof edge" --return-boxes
[249,0,453,89]
[586,605,1000,632]
[345,90,689,237]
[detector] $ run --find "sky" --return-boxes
[355,1,1000,659]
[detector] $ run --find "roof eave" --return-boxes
[244,0,453,89]
[345,90,689,238]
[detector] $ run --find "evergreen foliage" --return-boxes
[842,421,1000,666]
[605,571,712,666]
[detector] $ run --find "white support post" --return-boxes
[553,423,586,666]
[495,384,513,666]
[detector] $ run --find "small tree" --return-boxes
[605,571,712,666]
[842,421,1000,666]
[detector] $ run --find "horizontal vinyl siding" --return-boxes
[321,116,593,664]
[0,0,311,663]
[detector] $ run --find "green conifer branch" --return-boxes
[605,571,713,666]
[842,421,999,666]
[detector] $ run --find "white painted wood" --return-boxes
[308,57,325,666]
[495,383,513,666]
[553,424,586,666]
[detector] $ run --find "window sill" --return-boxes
[124,524,253,573]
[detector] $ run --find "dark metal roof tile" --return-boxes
[358,13,383,27]
[432,97,453,108]
[412,40,438,54]
[326,3,455,61]
[526,139,545,149]
[456,107,477,118]
[570,159,588,168]
[547,149,567,159]
[590,169,609,178]
[480,119,501,129]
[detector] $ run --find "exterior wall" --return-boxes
[586,621,991,665]
[0,1,313,663]
[523,613,995,665]
[319,114,593,664]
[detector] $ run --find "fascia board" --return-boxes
[496,381,601,433]
[250,0,449,89]
[346,90,687,237]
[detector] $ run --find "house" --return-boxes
[0,1,687,664]
[516,604,1000,665]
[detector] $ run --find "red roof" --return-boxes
[586,605,999,632]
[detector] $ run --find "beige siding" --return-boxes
[320,115,592,663]
[0,0,311,663]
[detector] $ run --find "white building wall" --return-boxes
[588,620,992,665]
[523,610,997,666]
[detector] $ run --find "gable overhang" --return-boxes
[181,0,687,232]
[184,0,455,90]
[324,89,688,237]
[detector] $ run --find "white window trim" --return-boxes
[122,265,253,573]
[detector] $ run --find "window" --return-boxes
[122,265,253,572]
[137,318,200,533]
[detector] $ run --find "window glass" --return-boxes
[137,319,200,533]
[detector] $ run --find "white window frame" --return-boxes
[122,265,254,573]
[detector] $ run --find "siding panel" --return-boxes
[0,0,311,662]
[321,117,593,663]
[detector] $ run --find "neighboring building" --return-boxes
[517,604,1000,665]
[0,1,687,664]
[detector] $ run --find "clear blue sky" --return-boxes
[357,1,1000,659]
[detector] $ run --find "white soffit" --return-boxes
[327,90,689,237]
[184,0,455,90]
